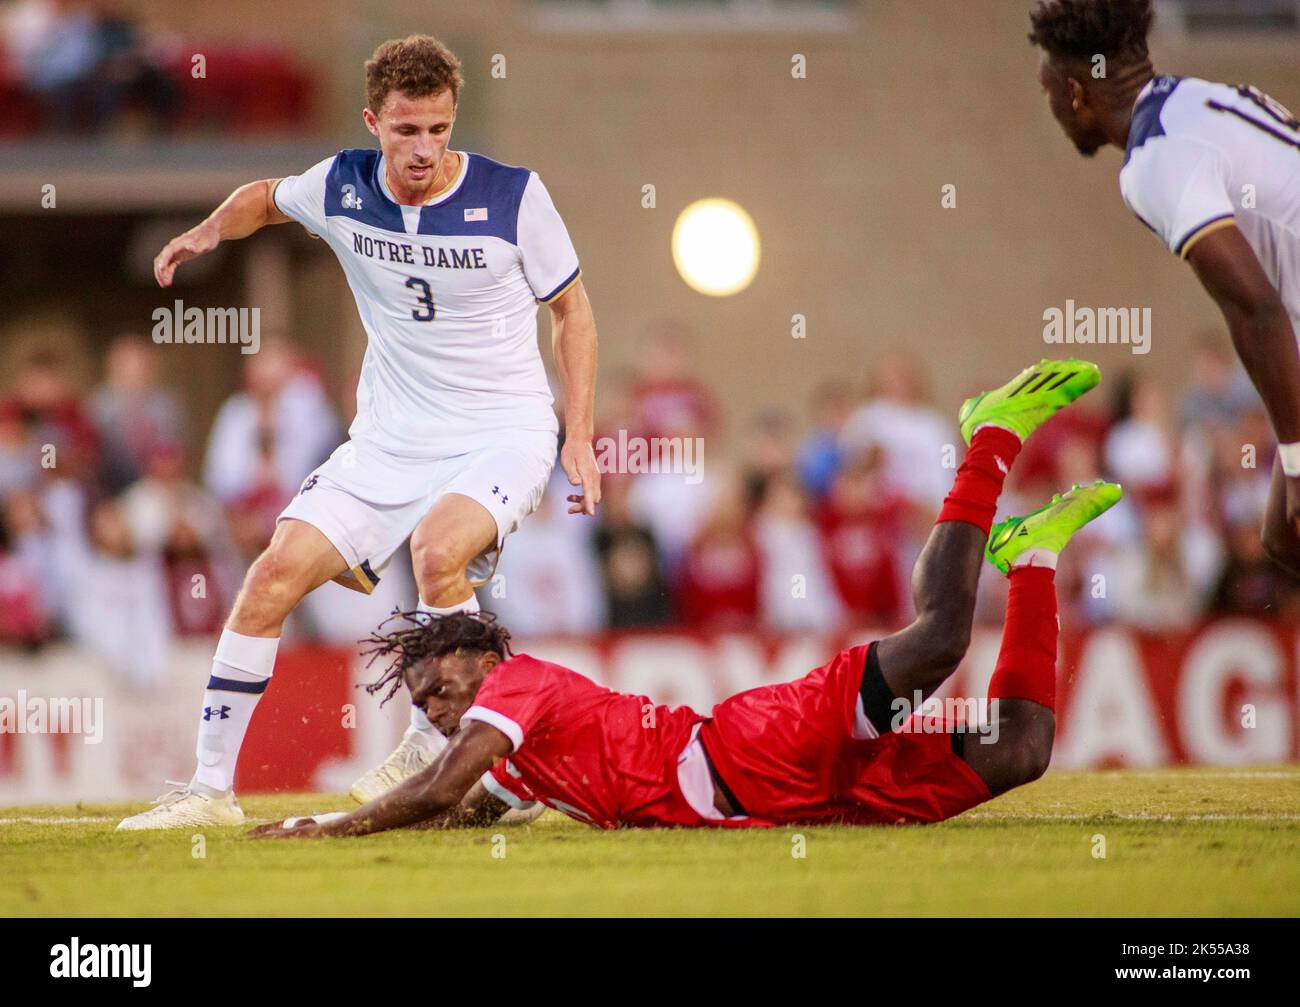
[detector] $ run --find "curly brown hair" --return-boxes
[365,34,464,115]
[1028,0,1153,62]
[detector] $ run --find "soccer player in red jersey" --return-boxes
[253,360,1121,838]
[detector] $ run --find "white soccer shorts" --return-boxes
[278,430,557,592]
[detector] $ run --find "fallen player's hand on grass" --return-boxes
[248,817,325,840]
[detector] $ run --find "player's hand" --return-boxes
[154,220,220,288]
[248,817,325,840]
[561,437,602,516]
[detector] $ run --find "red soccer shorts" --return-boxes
[699,643,992,826]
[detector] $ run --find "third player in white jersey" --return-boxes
[1030,0,1300,586]
[1120,75,1300,323]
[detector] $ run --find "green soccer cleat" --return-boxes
[985,480,1123,574]
[958,359,1101,446]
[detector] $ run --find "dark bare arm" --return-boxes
[407,779,509,830]
[249,721,512,839]
[1186,225,1300,544]
[1186,225,1300,442]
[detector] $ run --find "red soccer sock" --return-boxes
[987,565,1058,711]
[936,425,1022,536]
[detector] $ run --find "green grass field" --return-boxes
[2,766,1298,917]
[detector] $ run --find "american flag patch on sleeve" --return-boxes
[464,207,488,221]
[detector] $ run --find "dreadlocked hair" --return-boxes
[1028,0,1153,62]
[360,609,513,706]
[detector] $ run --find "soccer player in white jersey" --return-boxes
[1028,0,1300,578]
[118,35,601,829]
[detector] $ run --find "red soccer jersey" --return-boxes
[465,654,709,829]
[468,649,992,830]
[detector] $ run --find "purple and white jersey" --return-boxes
[274,149,579,457]
[1120,75,1300,328]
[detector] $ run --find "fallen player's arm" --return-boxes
[249,721,512,840]
[1186,224,1300,445]
[406,779,509,830]
[154,178,291,288]
[549,277,602,516]
[249,781,506,838]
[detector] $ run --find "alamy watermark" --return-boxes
[594,430,704,484]
[151,299,260,354]
[890,691,1000,744]
[1043,299,1150,355]
[0,692,104,744]
[50,939,150,986]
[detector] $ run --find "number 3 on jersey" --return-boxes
[405,276,436,321]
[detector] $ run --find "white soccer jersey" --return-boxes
[1120,75,1300,325]
[273,149,578,458]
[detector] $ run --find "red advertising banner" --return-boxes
[2,619,1297,804]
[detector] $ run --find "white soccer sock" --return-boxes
[408,593,480,736]
[192,629,279,794]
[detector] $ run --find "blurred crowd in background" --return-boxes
[2,321,1298,687]
[0,0,311,137]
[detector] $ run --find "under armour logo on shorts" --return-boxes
[492,485,508,504]
[203,705,231,721]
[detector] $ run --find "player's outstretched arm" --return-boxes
[407,780,509,830]
[153,178,292,288]
[1187,226,1300,519]
[550,278,603,516]
[248,721,511,840]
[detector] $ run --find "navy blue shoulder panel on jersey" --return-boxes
[1124,75,1183,166]
[323,149,405,232]
[416,153,532,244]
[321,149,532,241]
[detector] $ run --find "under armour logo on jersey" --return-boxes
[203,705,231,721]
[300,475,319,494]
[341,184,363,210]
[464,207,488,222]
[492,485,509,504]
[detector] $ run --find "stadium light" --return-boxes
[671,197,760,297]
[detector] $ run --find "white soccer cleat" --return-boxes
[350,730,446,805]
[116,782,245,831]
